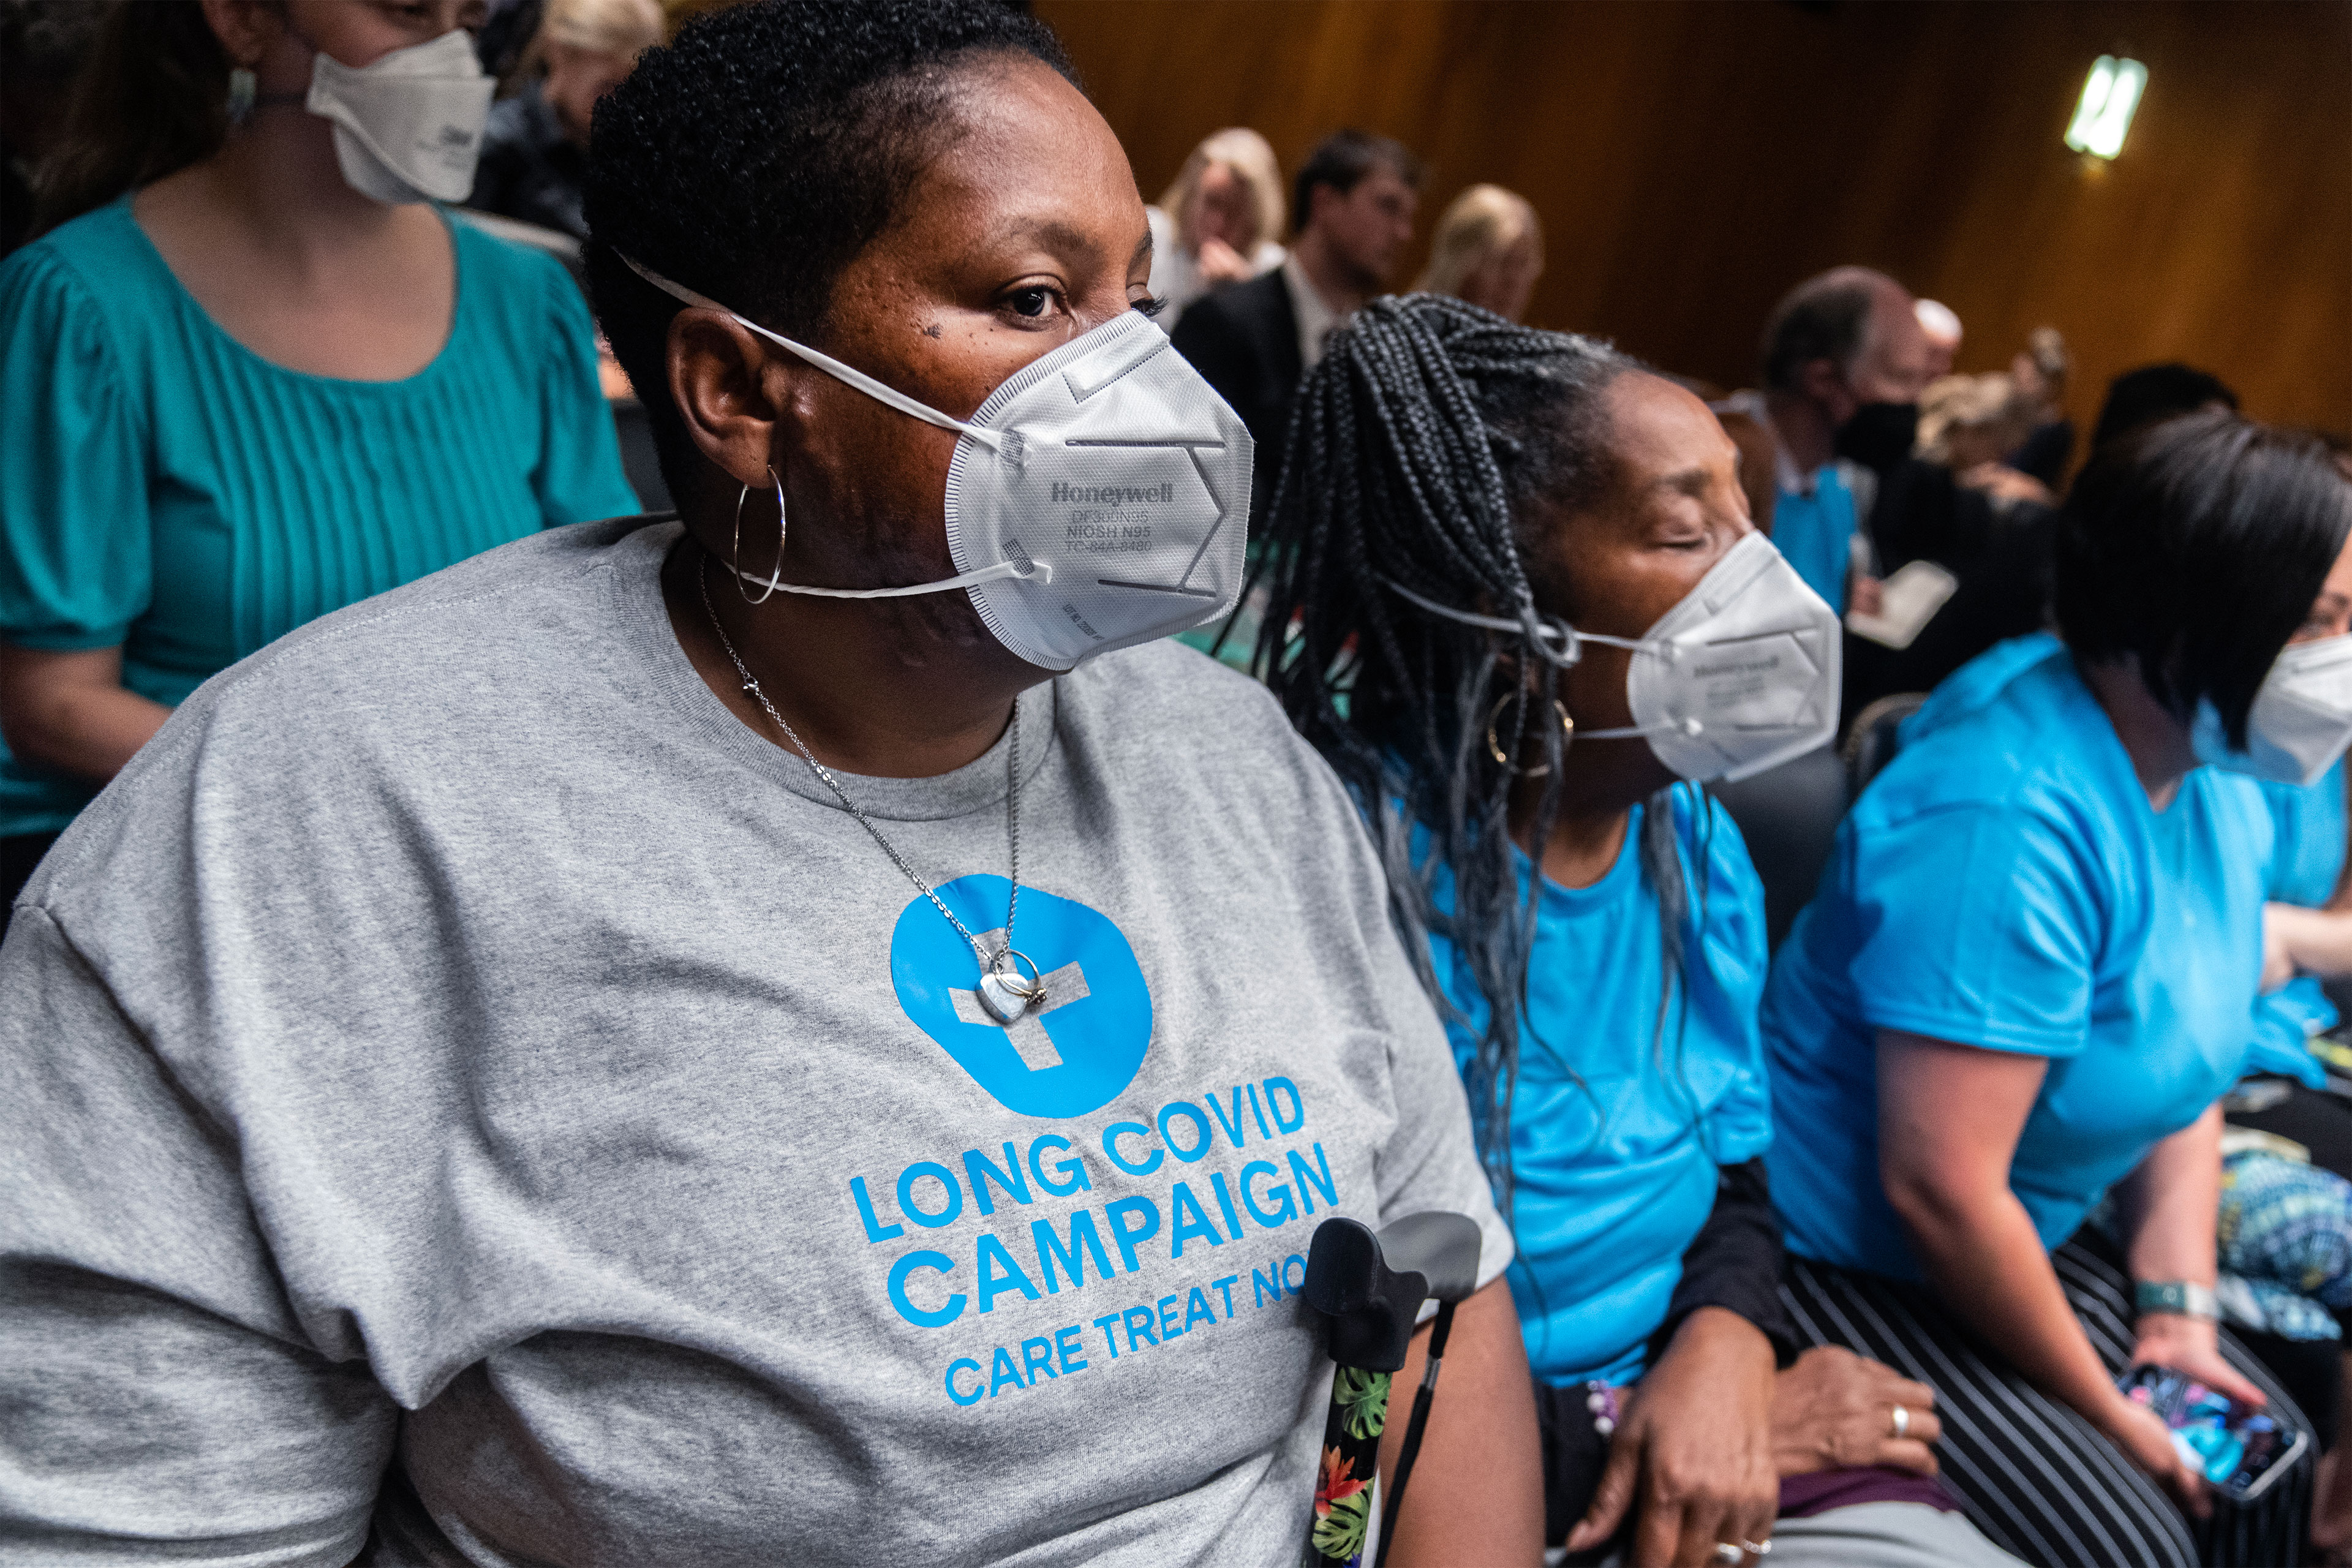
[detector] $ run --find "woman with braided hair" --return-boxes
[1257,295,2026,1568]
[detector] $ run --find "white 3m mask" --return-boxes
[2193,633,2352,787]
[306,31,492,206]
[622,257,1253,672]
[1392,531,1842,783]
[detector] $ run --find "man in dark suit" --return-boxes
[1171,129,1422,518]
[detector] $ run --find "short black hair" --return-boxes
[581,0,1075,499]
[1757,265,1891,391]
[1291,129,1424,236]
[2090,363,2241,454]
[2057,409,2351,747]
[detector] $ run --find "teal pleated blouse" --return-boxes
[0,196,641,836]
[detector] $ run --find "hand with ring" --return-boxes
[1771,1345,1943,1477]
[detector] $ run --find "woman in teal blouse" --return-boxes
[0,0,635,900]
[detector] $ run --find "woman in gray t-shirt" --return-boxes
[0,3,1540,1564]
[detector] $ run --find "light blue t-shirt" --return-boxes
[2245,760,2347,1086]
[0,197,640,837]
[1771,463,1858,617]
[1765,634,2274,1280]
[1422,788,1772,1384]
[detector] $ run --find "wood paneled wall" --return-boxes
[1038,0,2352,446]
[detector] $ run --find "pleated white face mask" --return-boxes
[623,257,1253,672]
[2193,632,2352,787]
[1390,531,1842,783]
[306,31,493,206]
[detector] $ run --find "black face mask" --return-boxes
[1833,401,1920,474]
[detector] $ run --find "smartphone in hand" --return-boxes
[2119,1364,2309,1503]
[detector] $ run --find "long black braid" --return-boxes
[1254,293,1700,1213]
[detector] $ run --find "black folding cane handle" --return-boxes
[1304,1218,1423,1372]
[1304,1212,1485,1368]
[1302,1213,1486,1568]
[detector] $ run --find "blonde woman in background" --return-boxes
[2007,326,2075,487]
[1918,372,2052,509]
[1415,183,1543,323]
[467,0,666,238]
[1144,126,1285,331]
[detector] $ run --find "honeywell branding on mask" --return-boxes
[1694,652,1785,710]
[1052,483,1178,505]
[1054,481,1177,557]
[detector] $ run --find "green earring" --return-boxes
[227,67,257,127]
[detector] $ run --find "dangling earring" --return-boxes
[729,466,786,605]
[227,67,258,128]
[1486,690,1575,777]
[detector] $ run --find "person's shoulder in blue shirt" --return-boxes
[2244,759,2348,1086]
[2260,760,2347,911]
[1770,461,1857,618]
[1419,785,1770,1384]
[1766,633,2273,1278]
[1785,634,2141,1054]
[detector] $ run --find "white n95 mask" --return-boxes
[306,31,492,206]
[2193,633,2352,787]
[1389,531,1841,783]
[622,257,1253,672]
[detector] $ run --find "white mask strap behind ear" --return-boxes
[619,253,1009,453]
[753,552,1050,598]
[1381,577,1657,658]
[622,252,1044,598]
[1380,578,1672,740]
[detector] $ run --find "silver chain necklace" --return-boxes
[697,554,1045,1025]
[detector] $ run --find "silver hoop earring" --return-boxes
[1486,691,1575,777]
[730,466,786,605]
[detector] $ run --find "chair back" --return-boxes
[1709,746,1849,951]
[1842,692,1929,797]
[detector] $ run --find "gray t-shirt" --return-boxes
[0,519,1509,1567]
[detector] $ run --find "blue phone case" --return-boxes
[2119,1364,2309,1503]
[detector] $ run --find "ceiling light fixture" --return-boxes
[2065,55,2147,159]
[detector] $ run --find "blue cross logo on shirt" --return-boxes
[892,876,1154,1118]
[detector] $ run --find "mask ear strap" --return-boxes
[618,254,1009,453]
[1379,576,1659,666]
[726,554,1051,600]
[1520,606,1581,671]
